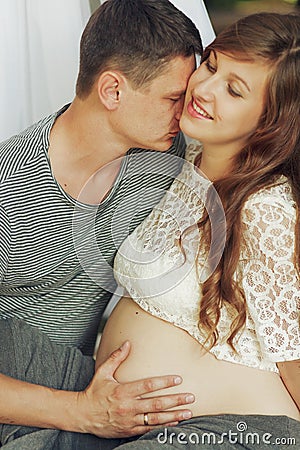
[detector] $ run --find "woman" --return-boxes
[96,12,300,448]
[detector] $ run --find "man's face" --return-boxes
[115,55,196,151]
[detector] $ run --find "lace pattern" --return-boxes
[114,141,300,372]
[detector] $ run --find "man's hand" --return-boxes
[76,341,195,438]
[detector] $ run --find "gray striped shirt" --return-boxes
[0,106,185,354]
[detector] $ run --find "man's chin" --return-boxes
[137,135,177,152]
[157,134,178,151]
[154,141,174,152]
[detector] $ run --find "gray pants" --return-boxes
[0,318,129,449]
[115,415,300,450]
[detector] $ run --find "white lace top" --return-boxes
[114,141,300,372]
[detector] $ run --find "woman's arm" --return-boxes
[277,359,300,411]
[241,192,300,405]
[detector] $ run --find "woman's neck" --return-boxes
[198,144,237,182]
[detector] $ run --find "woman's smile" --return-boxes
[189,98,214,120]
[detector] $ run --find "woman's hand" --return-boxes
[75,341,194,438]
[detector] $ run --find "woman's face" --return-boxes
[180,50,271,158]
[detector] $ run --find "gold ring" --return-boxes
[143,412,149,426]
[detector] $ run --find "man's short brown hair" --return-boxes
[76,0,202,98]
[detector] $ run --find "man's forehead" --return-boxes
[150,55,195,91]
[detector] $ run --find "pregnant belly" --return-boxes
[96,297,299,420]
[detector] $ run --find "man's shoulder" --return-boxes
[0,112,56,183]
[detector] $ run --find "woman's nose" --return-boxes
[193,75,217,102]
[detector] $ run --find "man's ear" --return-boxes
[97,71,124,110]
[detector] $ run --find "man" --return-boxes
[0,0,203,448]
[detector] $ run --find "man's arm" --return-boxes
[0,341,194,438]
[0,372,77,430]
[277,359,300,411]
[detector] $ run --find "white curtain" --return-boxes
[0,0,91,142]
[169,0,215,48]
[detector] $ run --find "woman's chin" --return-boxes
[180,118,199,141]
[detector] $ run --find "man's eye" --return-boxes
[170,98,180,102]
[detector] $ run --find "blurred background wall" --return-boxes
[204,0,299,33]
[91,0,299,33]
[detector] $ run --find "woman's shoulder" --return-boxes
[241,177,297,248]
[243,176,296,220]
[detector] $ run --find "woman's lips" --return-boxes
[187,99,213,120]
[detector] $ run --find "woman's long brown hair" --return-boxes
[196,12,300,350]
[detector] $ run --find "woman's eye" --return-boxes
[228,85,242,98]
[205,61,216,73]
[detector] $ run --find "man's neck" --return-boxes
[48,97,127,203]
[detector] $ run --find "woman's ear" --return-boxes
[97,71,123,110]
